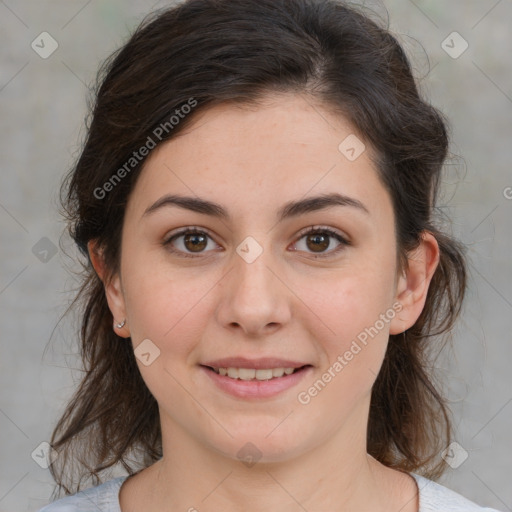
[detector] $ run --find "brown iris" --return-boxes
[184,232,208,252]
[306,233,329,253]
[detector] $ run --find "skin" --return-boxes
[89,93,439,512]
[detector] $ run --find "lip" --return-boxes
[201,357,309,369]
[200,362,313,399]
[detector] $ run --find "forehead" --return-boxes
[126,93,391,223]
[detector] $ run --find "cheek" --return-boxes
[310,264,396,335]
[302,255,396,379]
[121,253,215,358]
[121,263,213,409]
[294,273,395,428]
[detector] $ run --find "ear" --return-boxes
[87,240,130,338]
[389,231,440,335]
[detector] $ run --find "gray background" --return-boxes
[0,1,511,511]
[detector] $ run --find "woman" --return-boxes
[38,0,502,510]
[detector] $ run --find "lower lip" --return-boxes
[200,365,313,399]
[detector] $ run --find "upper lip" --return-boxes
[201,357,310,369]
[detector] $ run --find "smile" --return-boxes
[201,364,313,399]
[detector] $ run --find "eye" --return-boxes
[163,227,220,258]
[163,225,350,259]
[291,226,350,257]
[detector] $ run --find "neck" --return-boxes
[145,400,397,511]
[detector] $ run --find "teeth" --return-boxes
[256,369,273,380]
[227,367,238,379]
[213,367,299,380]
[238,368,256,380]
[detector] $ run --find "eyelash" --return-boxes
[162,226,350,259]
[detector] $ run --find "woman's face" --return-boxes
[102,93,427,463]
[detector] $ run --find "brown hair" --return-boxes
[49,0,466,498]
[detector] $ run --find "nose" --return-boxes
[215,242,292,337]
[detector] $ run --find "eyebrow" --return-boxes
[142,192,370,221]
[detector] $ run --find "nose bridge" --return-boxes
[235,245,275,300]
[217,235,291,334]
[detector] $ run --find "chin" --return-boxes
[203,418,313,464]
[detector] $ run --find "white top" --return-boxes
[37,473,503,512]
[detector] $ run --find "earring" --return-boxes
[115,319,126,329]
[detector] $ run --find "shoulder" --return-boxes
[411,473,503,512]
[36,476,128,512]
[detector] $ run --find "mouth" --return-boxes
[199,362,313,399]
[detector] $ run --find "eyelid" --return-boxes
[295,225,350,244]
